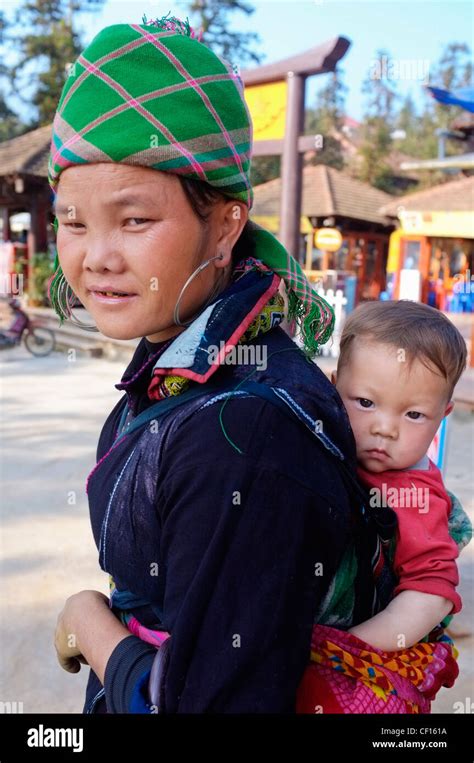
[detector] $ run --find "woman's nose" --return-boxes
[82,239,124,272]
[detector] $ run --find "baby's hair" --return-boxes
[338,300,467,399]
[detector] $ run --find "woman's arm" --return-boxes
[54,590,132,683]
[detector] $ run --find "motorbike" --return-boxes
[0,298,55,357]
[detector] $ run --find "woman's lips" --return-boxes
[88,289,138,305]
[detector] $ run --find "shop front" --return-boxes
[304,229,389,309]
[385,210,474,311]
[251,164,394,314]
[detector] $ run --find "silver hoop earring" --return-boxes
[56,274,99,332]
[174,253,226,328]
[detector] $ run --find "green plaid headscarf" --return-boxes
[48,13,334,357]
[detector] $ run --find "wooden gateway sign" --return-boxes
[241,37,351,259]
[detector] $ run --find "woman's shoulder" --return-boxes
[161,372,352,504]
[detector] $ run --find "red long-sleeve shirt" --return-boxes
[357,459,462,614]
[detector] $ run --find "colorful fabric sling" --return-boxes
[296,625,459,714]
[297,492,471,714]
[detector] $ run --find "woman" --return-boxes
[51,15,380,714]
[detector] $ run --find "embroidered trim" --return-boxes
[99,446,138,569]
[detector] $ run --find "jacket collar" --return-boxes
[115,266,281,405]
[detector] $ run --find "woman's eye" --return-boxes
[357,398,373,408]
[126,218,150,226]
[61,219,150,228]
[407,411,424,420]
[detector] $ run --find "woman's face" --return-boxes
[55,163,245,341]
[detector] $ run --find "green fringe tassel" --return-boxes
[142,12,194,37]
[287,288,335,360]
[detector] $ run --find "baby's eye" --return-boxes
[357,398,374,408]
[63,222,85,229]
[407,411,425,420]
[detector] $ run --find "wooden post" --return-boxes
[321,249,329,272]
[305,230,313,271]
[242,38,351,262]
[1,207,10,242]
[280,71,305,261]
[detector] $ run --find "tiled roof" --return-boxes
[379,175,474,215]
[0,124,51,177]
[451,113,474,132]
[252,164,394,225]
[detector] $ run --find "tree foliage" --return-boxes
[1,0,105,133]
[179,0,263,67]
[305,67,347,170]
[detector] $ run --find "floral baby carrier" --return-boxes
[296,490,470,714]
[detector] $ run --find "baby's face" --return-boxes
[336,338,453,472]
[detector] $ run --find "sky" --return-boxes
[2,0,473,123]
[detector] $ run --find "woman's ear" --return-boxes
[215,200,248,266]
[331,370,337,385]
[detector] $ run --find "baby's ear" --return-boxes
[331,370,337,385]
[444,400,454,417]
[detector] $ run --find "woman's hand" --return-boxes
[54,589,131,683]
[54,590,110,674]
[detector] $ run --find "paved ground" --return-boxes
[0,344,472,714]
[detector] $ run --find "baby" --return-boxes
[333,299,467,651]
[296,299,471,714]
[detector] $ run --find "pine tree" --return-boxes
[426,42,473,132]
[4,0,105,129]
[356,49,399,191]
[393,42,473,185]
[179,0,263,67]
[250,155,280,187]
[0,10,24,139]
[305,67,347,170]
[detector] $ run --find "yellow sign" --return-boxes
[387,229,403,273]
[250,215,313,234]
[245,81,287,141]
[314,228,343,252]
[398,211,474,239]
